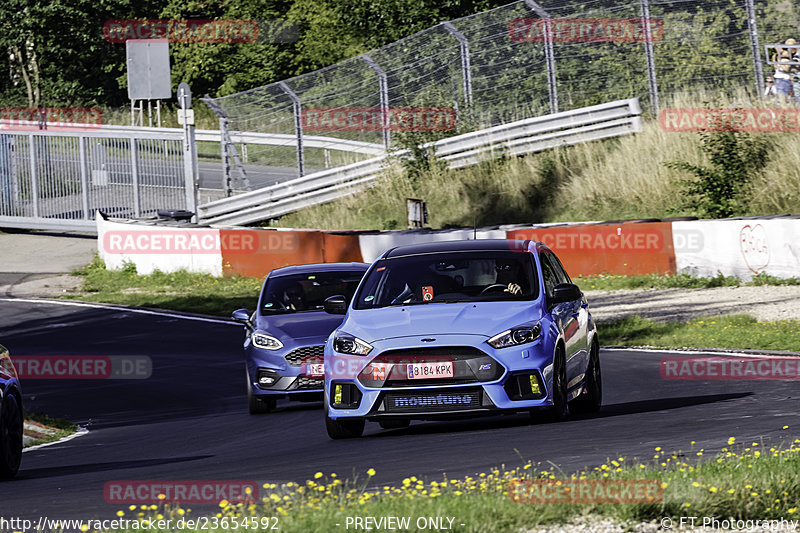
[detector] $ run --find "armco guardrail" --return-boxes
[198,98,642,226]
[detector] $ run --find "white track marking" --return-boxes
[0,298,238,326]
[602,347,799,359]
[23,427,89,452]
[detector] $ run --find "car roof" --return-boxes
[383,239,535,258]
[269,262,370,278]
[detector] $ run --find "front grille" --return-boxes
[382,389,483,413]
[285,345,324,366]
[358,347,503,388]
[294,377,324,390]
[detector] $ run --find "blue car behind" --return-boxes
[233,262,369,414]
[322,239,600,438]
[0,343,23,477]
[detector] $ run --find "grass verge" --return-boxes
[105,435,800,533]
[23,412,77,447]
[63,256,262,317]
[601,315,800,352]
[274,91,800,230]
[575,272,800,292]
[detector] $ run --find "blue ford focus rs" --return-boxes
[232,262,368,414]
[322,239,600,438]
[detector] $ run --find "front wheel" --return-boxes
[325,414,365,439]
[0,394,23,479]
[538,347,569,423]
[571,340,602,414]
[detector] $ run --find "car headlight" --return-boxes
[333,332,373,356]
[487,322,541,349]
[252,333,283,350]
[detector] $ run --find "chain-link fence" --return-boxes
[202,0,800,192]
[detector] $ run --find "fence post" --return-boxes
[78,136,90,220]
[524,0,557,114]
[129,138,142,217]
[744,0,765,96]
[443,22,473,109]
[177,83,199,218]
[219,117,233,196]
[27,134,39,218]
[639,0,659,115]
[278,81,305,177]
[361,54,390,149]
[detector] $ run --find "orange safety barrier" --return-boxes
[220,229,364,278]
[506,222,676,276]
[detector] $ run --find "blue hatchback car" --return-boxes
[0,343,23,477]
[233,263,369,414]
[322,239,600,438]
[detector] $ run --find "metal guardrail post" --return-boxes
[278,81,305,177]
[361,54,391,149]
[442,22,473,109]
[744,0,764,96]
[178,83,199,218]
[639,0,659,115]
[524,0,558,114]
[219,117,233,196]
[27,134,40,218]
[130,138,142,217]
[78,137,90,220]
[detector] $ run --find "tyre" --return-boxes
[0,393,23,479]
[325,414,365,439]
[247,369,276,414]
[570,340,602,415]
[379,419,410,430]
[539,346,569,423]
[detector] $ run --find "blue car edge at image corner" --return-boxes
[232,262,370,414]
[322,238,601,439]
[0,343,24,478]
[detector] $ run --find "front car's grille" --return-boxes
[285,345,324,366]
[358,347,503,388]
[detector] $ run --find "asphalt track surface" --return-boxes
[2,298,799,521]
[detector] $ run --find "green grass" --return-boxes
[23,412,77,448]
[104,437,800,532]
[601,315,800,352]
[63,256,262,317]
[575,272,800,291]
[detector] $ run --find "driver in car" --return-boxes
[495,261,523,295]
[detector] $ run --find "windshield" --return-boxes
[260,271,365,314]
[354,251,538,310]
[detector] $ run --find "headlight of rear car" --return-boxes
[252,333,283,350]
[487,322,541,349]
[333,332,373,356]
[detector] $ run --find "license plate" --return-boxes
[305,363,325,377]
[407,361,454,379]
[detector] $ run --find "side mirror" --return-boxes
[323,295,348,315]
[232,308,252,326]
[551,283,582,305]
